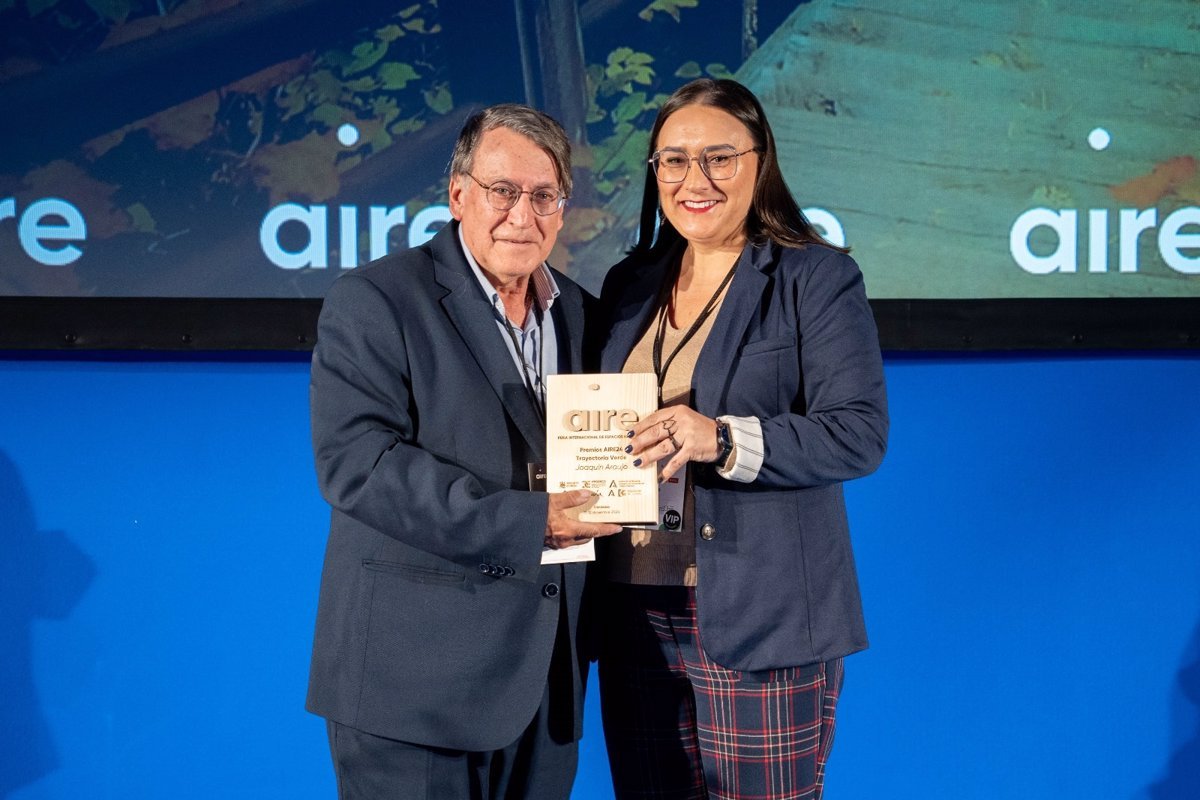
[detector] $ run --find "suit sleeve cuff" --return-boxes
[716,415,763,483]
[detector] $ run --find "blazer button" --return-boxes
[700,523,716,541]
[542,582,560,598]
[478,563,491,575]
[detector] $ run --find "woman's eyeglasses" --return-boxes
[648,146,760,183]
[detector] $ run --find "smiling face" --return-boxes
[448,126,565,289]
[654,103,759,253]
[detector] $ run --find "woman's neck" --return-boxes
[669,243,741,329]
[680,236,743,279]
[678,242,740,289]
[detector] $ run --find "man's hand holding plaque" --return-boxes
[543,489,621,550]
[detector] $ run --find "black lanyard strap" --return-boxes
[651,259,738,405]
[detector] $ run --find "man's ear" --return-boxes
[447,175,465,221]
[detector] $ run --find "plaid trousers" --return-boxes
[598,585,843,800]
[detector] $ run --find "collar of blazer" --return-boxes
[427,221,583,460]
[603,239,771,418]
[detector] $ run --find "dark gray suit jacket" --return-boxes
[597,238,888,670]
[307,222,588,751]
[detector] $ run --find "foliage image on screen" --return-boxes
[1,0,1198,306]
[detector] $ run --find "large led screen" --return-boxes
[2,1,1198,349]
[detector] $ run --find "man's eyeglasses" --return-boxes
[648,146,760,183]
[464,173,567,216]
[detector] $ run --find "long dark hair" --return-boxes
[633,78,846,255]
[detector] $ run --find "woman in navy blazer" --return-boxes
[591,79,888,799]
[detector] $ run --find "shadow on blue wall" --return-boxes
[0,451,95,798]
[1147,617,1200,799]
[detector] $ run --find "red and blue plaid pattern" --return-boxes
[598,585,842,800]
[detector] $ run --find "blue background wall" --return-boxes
[2,353,1198,799]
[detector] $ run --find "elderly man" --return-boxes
[306,104,620,799]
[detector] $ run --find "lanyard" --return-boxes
[651,259,738,405]
[501,302,547,426]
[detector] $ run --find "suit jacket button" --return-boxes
[503,566,515,576]
[700,523,716,541]
[478,563,491,574]
[542,582,560,598]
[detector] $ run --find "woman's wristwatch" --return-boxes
[715,419,735,469]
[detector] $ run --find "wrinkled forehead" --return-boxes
[470,127,562,186]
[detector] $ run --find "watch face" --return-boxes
[716,422,733,462]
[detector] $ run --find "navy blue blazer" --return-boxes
[596,239,888,670]
[306,222,589,750]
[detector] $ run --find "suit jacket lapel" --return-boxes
[693,242,769,416]
[551,277,584,375]
[432,224,546,458]
[601,256,671,374]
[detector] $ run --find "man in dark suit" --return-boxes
[306,104,621,799]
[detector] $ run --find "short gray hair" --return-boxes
[449,104,573,197]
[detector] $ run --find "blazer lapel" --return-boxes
[601,257,671,374]
[693,243,769,417]
[432,225,546,458]
[551,278,584,374]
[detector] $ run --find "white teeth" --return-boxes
[682,200,717,209]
